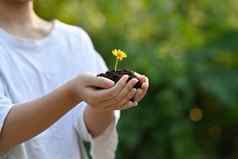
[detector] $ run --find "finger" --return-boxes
[85,74,115,89]
[95,75,129,101]
[118,88,137,106]
[120,101,138,110]
[133,75,149,101]
[142,77,149,91]
[96,77,115,88]
[113,78,138,103]
[133,88,144,102]
[105,101,138,111]
[117,88,137,107]
[104,88,137,110]
[134,72,146,83]
[135,80,150,102]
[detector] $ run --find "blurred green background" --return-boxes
[34,0,238,159]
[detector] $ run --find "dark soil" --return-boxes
[97,69,142,89]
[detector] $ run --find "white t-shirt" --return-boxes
[0,20,119,159]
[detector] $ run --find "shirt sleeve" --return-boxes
[75,101,120,159]
[0,76,13,133]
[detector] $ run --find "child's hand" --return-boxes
[71,73,139,112]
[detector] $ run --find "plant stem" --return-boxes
[114,59,118,71]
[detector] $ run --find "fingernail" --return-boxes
[133,102,138,107]
[142,83,148,89]
[106,80,115,87]
[123,75,129,79]
[133,78,139,83]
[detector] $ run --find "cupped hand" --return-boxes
[71,73,140,112]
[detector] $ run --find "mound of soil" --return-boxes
[97,69,142,89]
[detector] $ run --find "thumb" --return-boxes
[88,76,115,89]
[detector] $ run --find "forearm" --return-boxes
[84,106,114,138]
[0,81,80,153]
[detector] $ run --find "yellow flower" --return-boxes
[112,49,127,61]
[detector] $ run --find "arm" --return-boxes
[0,73,115,153]
[0,80,80,153]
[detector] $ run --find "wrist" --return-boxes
[84,106,114,137]
[65,79,83,104]
[87,106,114,117]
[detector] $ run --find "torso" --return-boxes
[0,20,101,159]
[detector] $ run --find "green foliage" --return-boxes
[34,0,238,158]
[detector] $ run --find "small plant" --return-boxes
[112,49,127,71]
[97,49,142,89]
